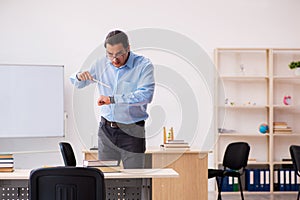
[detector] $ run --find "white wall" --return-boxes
[0,0,300,177]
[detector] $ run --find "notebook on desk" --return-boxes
[83,160,121,173]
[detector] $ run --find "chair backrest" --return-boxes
[29,167,106,200]
[223,142,250,170]
[290,145,300,175]
[59,142,76,166]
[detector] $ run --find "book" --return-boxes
[0,167,14,172]
[274,128,292,131]
[166,140,186,144]
[273,122,288,129]
[274,126,289,129]
[274,122,287,125]
[0,163,14,168]
[162,143,190,148]
[90,166,122,173]
[161,147,190,151]
[83,160,119,167]
[0,158,14,163]
[274,128,292,134]
[248,158,257,162]
[0,154,13,159]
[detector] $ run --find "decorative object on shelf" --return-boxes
[283,95,292,105]
[239,64,245,75]
[289,61,300,76]
[243,101,257,106]
[168,127,174,141]
[259,123,269,134]
[163,126,175,144]
[163,126,167,144]
[218,128,236,133]
[224,98,235,106]
[225,98,229,105]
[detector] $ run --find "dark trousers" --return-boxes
[98,117,146,169]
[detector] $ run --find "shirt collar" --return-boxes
[123,51,134,69]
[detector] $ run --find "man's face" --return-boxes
[106,43,129,68]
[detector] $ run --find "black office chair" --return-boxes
[59,142,76,166]
[29,167,106,200]
[290,145,300,200]
[208,142,250,200]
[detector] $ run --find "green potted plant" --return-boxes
[289,61,300,76]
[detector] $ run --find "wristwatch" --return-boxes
[109,96,115,104]
[76,73,82,81]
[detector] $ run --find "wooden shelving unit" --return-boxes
[215,48,300,194]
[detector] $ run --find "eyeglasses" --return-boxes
[106,50,127,60]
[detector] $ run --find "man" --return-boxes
[70,30,155,168]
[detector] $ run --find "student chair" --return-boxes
[59,142,76,166]
[290,145,300,200]
[29,167,106,200]
[208,142,250,200]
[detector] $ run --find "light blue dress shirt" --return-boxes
[70,51,155,124]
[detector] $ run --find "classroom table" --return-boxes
[0,168,178,200]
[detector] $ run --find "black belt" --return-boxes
[101,117,145,129]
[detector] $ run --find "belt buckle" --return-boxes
[110,122,118,129]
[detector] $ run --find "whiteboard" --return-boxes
[0,64,64,137]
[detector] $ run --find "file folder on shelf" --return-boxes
[279,169,285,191]
[260,170,265,191]
[246,169,255,191]
[285,169,291,191]
[291,170,297,191]
[265,170,270,191]
[233,177,239,191]
[254,169,260,191]
[274,169,279,191]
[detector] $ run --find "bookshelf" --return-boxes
[215,48,300,193]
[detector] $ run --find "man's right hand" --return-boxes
[76,71,93,81]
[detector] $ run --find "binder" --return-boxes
[274,169,279,191]
[254,169,260,191]
[259,170,265,191]
[265,170,270,191]
[247,169,255,191]
[291,170,296,191]
[228,176,233,191]
[220,176,231,192]
[285,169,291,191]
[297,172,300,192]
[279,169,285,191]
[220,176,227,191]
[233,177,239,191]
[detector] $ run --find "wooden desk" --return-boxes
[0,168,178,200]
[83,149,209,200]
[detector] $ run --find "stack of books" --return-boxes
[161,140,190,151]
[273,122,292,134]
[83,160,121,173]
[0,153,14,172]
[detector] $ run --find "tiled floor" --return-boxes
[208,192,298,200]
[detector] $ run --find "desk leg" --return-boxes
[141,178,152,200]
[106,178,151,200]
[0,180,29,200]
